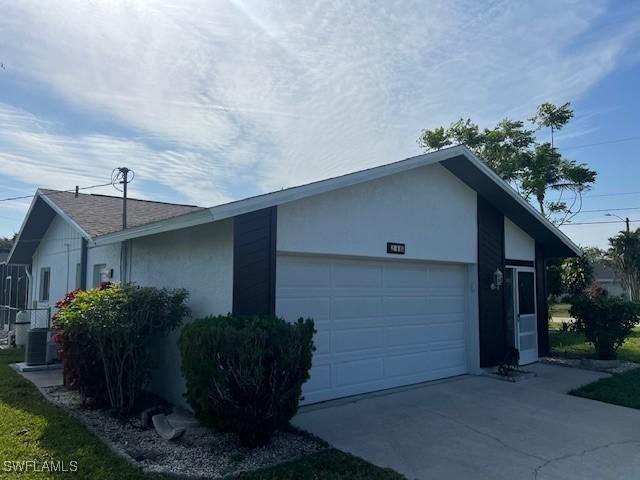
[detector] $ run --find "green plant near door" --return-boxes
[569,295,640,360]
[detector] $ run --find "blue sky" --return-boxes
[1,0,639,249]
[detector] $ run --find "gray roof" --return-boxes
[593,260,620,280]
[41,190,204,237]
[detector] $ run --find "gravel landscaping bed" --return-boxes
[43,386,327,479]
[540,356,640,374]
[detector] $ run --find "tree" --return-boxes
[608,229,640,301]
[417,102,596,224]
[562,253,594,296]
[530,102,573,149]
[0,235,16,251]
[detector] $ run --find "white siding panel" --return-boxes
[504,217,535,261]
[30,216,82,314]
[277,163,477,264]
[129,219,233,408]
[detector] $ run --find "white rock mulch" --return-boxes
[541,356,640,375]
[43,386,327,479]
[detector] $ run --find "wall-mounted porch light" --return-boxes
[490,268,503,291]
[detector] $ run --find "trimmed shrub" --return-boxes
[55,283,190,413]
[570,295,640,360]
[179,314,315,447]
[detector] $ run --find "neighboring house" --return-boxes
[593,260,627,298]
[7,145,579,407]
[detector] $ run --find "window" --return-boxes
[92,264,107,288]
[517,271,535,315]
[39,268,51,302]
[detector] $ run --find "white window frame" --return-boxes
[39,267,51,303]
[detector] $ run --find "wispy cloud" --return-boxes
[0,0,639,238]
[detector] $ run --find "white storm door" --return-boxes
[516,268,537,364]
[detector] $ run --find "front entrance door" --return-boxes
[505,267,538,365]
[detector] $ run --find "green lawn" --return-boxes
[0,349,403,480]
[570,368,640,409]
[549,303,572,318]
[237,450,404,480]
[549,325,640,362]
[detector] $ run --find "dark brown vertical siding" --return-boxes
[477,197,506,367]
[535,243,549,357]
[232,206,277,316]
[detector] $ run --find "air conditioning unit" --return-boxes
[25,328,48,366]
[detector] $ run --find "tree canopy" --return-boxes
[0,235,16,251]
[608,229,640,302]
[417,102,596,224]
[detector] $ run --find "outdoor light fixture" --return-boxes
[491,268,503,291]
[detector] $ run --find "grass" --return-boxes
[570,368,640,409]
[0,349,403,480]
[549,325,640,363]
[549,303,572,318]
[237,449,405,480]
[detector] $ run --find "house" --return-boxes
[593,260,628,298]
[7,145,579,406]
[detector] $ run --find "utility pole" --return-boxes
[626,217,630,232]
[117,167,131,229]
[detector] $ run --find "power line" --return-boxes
[561,219,640,226]
[582,190,640,199]
[579,206,640,213]
[562,135,640,151]
[0,182,113,203]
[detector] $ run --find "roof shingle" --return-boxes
[41,190,204,238]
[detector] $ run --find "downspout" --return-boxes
[80,239,88,290]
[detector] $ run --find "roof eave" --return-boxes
[92,209,214,246]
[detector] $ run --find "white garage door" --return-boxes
[276,255,468,404]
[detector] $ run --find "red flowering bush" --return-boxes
[52,288,108,405]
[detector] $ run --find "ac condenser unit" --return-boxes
[25,328,48,366]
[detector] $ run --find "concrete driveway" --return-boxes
[294,364,640,480]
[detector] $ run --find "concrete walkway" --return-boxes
[10,363,63,389]
[294,364,640,480]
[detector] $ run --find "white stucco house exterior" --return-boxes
[7,146,580,407]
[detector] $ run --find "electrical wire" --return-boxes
[561,220,640,226]
[562,135,640,151]
[0,182,113,203]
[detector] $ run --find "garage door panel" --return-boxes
[278,259,330,288]
[277,297,331,322]
[430,345,466,370]
[276,255,468,404]
[333,296,383,320]
[385,324,431,346]
[428,296,465,314]
[312,331,332,355]
[334,327,383,353]
[333,262,382,287]
[429,319,465,342]
[302,364,332,394]
[383,265,429,287]
[335,357,384,387]
[385,351,431,378]
[384,296,429,316]
[428,265,466,288]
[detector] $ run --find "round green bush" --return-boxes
[179,314,315,447]
[570,295,640,360]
